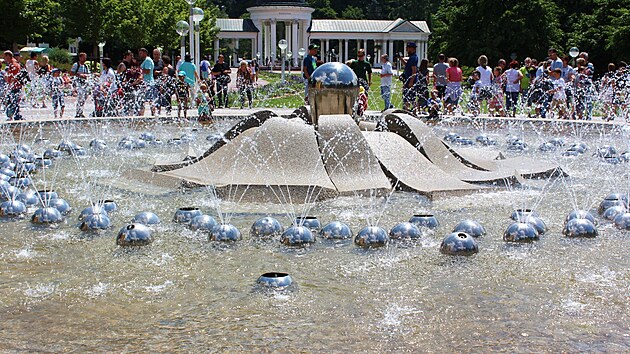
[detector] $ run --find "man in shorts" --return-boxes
[399,42,418,111]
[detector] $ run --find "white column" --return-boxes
[325,39,330,62]
[270,20,277,67]
[234,39,240,66]
[254,20,263,60]
[388,40,394,57]
[292,20,299,66]
[214,38,220,62]
[251,37,256,60]
[264,22,270,64]
[302,20,309,49]
[362,39,366,51]
[344,39,348,62]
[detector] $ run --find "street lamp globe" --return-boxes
[184,0,196,5]
[278,39,288,51]
[192,7,204,23]
[176,20,190,36]
[298,48,306,57]
[569,47,580,58]
[286,51,293,59]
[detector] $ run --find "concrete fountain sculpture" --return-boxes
[128,62,562,202]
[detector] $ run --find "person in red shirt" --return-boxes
[3,50,24,120]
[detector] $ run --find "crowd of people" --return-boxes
[0,49,262,121]
[304,43,629,121]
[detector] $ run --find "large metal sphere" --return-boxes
[549,138,565,146]
[139,132,156,141]
[444,133,460,142]
[16,190,38,206]
[476,135,497,146]
[565,210,597,225]
[409,214,439,229]
[309,62,358,89]
[0,168,16,178]
[0,153,10,166]
[117,223,152,246]
[189,214,218,231]
[80,213,112,231]
[281,226,315,246]
[614,213,630,230]
[131,211,161,225]
[595,145,617,158]
[31,207,63,224]
[452,219,486,238]
[0,200,27,217]
[70,147,87,156]
[78,205,108,221]
[319,221,353,240]
[48,198,72,215]
[250,217,284,239]
[15,162,37,174]
[16,143,32,153]
[0,173,10,182]
[355,226,389,248]
[1,185,20,201]
[173,207,202,224]
[568,142,588,154]
[294,216,321,232]
[58,140,80,152]
[563,218,598,238]
[34,158,53,168]
[507,140,528,151]
[95,199,117,213]
[599,194,629,214]
[602,205,627,221]
[440,232,479,255]
[256,272,294,288]
[510,209,540,222]
[209,224,242,242]
[538,142,557,152]
[503,222,539,242]
[389,222,422,240]
[454,137,474,146]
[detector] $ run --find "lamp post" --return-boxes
[569,47,579,67]
[176,20,190,60]
[367,54,371,64]
[331,48,335,62]
[278,39,288,83]
[98,42,106,69]
[192,7,204,76]
[185,0,196,63]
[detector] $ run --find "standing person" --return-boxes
[600,63,616,120]
[179,54,199,88]
[433,53,448,100]
[414,58,430,112]
[573,66,593,120]
[138,48,155,116]
[548,48,563,70]
[548,68,568,119]
[251,60,259,82]
[489,67,506,116]
[211,54,231,108]
[476,55,494,106]
[579,52,596,119]
[348,49,372,96]
[99,58,118,116]
[156,67,176,116]
[49,68,65,118]
[399,42,418,111]
[70,52,91,118]
[302,44,319,104]
[175,71,189,119]
[444,57,463,115]
[199,55,211,83]
[561,56,576,113]
[519,58,533,105]
[152,49,164,79]
[504,60,523,117]
[379,54,393,111]
[38,55,52,108]
[236,60,254,109]
[3,50,24,120]
[196,83,212,120]
[498,59,507,71]
[25,52,39,106]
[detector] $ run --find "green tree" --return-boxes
[341,5,364,19]
[308,0,338,19]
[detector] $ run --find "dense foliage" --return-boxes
[1,0,627,71]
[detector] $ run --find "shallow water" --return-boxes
[1,118,629,352]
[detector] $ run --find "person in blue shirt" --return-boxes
[179,54,199,88]
[302,44,319,104]
[399,42,418,111]
[548,48,563,71]
[139,48,156,116]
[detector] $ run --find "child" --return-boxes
[467,70,482,117]
[427,89,441,119]
[548,68,568,119]
[175,71,189,119]
[196,83,212,121]
[489,66,506,116]
[49,69,65,118]
[356,86,368,117]
[157,67,176,115]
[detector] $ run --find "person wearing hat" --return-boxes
[349,49,372,96]
[3,50,24,120]
[302,44,319,104]
[211,54,232,108]
[175,71,190,118]
[50,68,65,118]
[399,42,418,110]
